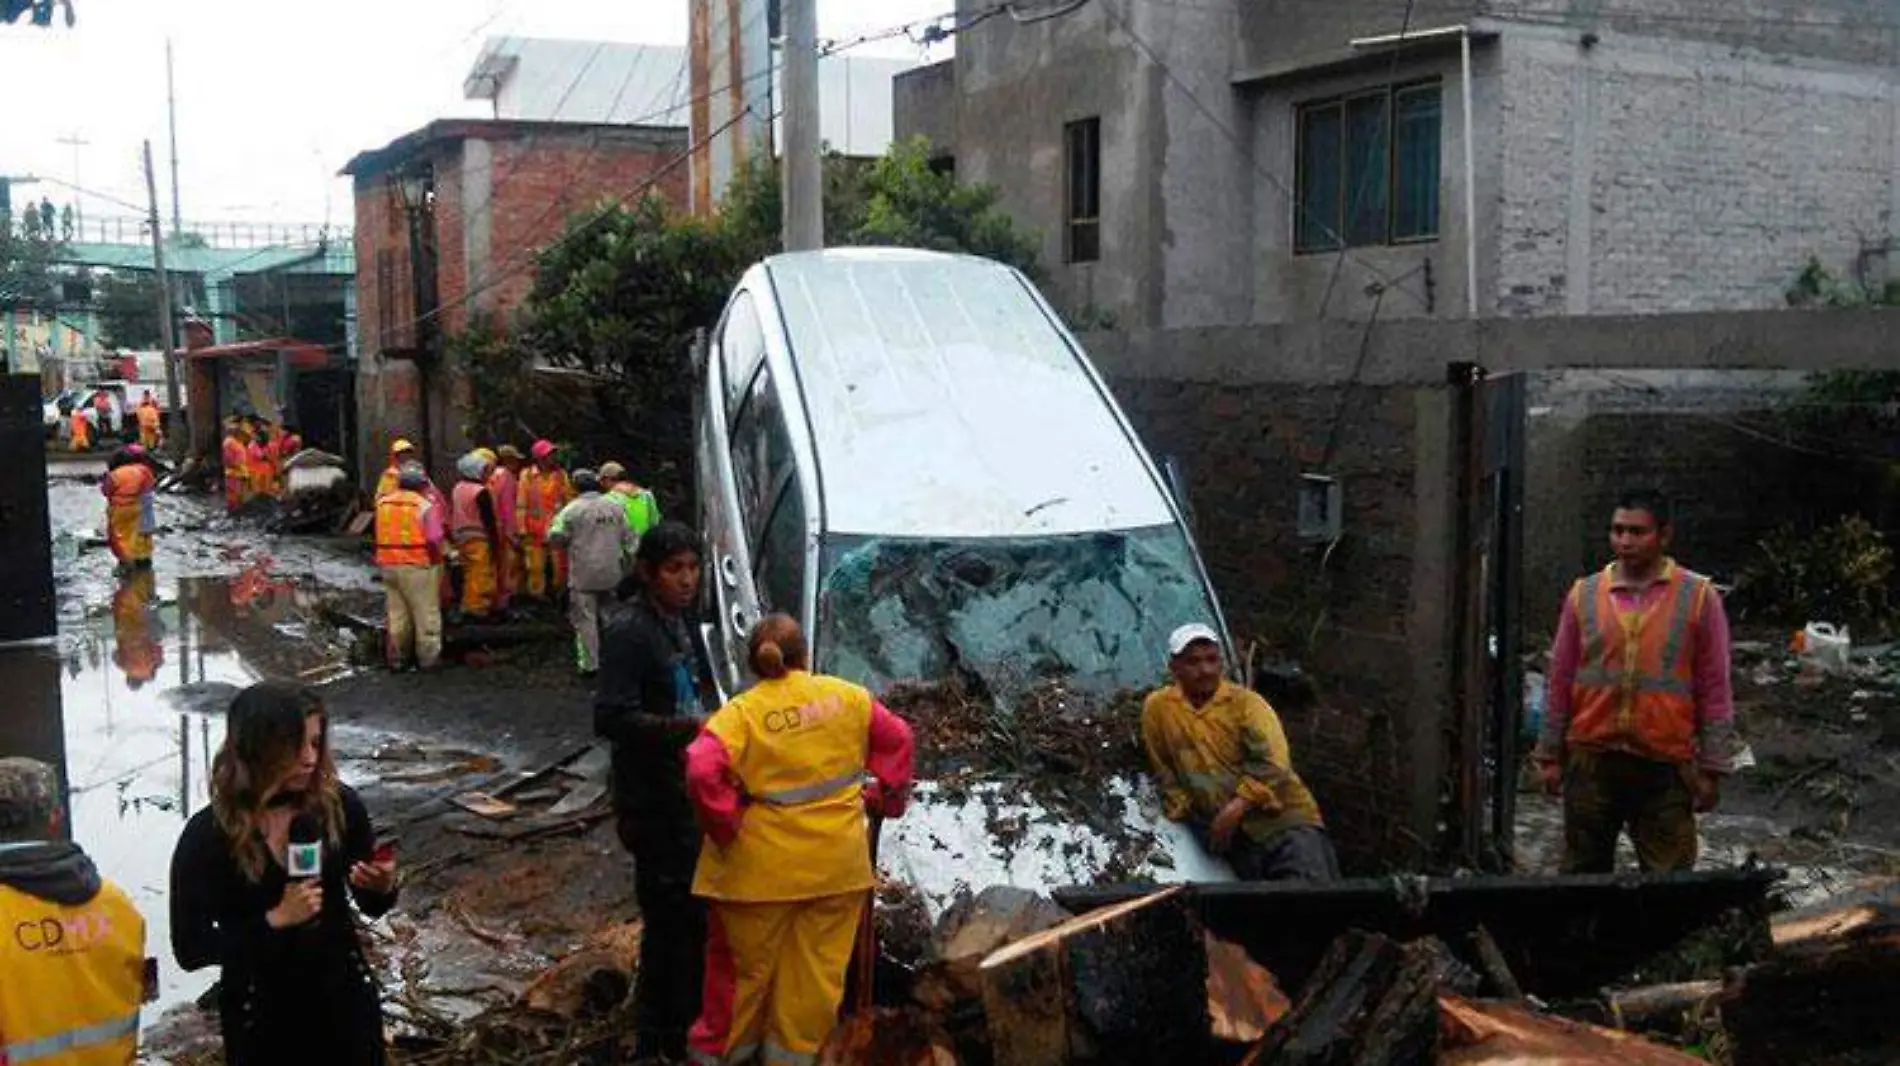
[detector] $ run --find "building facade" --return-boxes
[898,0,1900,329]
[342,118,690,482]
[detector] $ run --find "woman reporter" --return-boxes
[169,682,397,1066]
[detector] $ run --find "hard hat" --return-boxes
[598,461,627,482]
[474,447,497,465]
[496,444,524,461]
[391,438,416,455]
[530,440,555,460]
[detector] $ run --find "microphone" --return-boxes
[287,814,322,880]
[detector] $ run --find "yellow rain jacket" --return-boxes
[1140,680,1323,844]
[0,874,144,1065]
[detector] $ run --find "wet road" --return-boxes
[1,471,377,1018]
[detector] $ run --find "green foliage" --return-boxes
[0,220,61,312]
[1785,256,1900,309]
[94,272,165,350]
[1733,515,1895,629]
[448,318,534,445]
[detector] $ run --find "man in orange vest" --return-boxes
[102,448,159,574]
[516,440,573,600]
[220,419,249,513]
[376,464,448,671]
[1534,490,1739,874]
[135,390,163,450]
[449,451,501,621]
[69,406,92,452]
[274,422,304,483]
[0,757,147,1065]
[486,446,523,614]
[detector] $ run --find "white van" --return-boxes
[695,248,1237,907]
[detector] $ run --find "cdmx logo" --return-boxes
[14,908,114,955]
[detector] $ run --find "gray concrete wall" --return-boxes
[1477,0,1900,66]
[1495,24,1898,316]
[1236,0,1478,81]
[892,59,957,155]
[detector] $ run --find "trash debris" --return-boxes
[449,791,518,819]
[520,921,643,1020]
[1795,622,1853,676]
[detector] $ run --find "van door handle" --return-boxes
[729,604,748,637]
[720,555,740,589]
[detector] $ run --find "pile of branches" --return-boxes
[391,995,636,1066]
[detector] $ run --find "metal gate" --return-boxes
[1446,365,1527,871]
[0,375,56,643]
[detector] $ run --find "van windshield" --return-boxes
[814,525,1222,697]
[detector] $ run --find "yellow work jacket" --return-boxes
[692,672,876,903]
[1139,681,1323,844]
[0,881,144,1065]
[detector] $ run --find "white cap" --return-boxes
[1167,623,1221,658]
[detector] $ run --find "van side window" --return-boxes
[728,363,795,538]
[720,292,768,418]
[754,484,807,615]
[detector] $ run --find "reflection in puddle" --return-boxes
[1,564,357,1021]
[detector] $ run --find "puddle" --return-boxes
[4,480,381,1024]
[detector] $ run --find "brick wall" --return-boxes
[1497,30,1894,316]
[1101,369,1452,873]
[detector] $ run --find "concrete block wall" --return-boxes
[1497,26,1896,316]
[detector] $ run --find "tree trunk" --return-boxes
[1726,908,1900,1066]
[1244,930,1439,1066]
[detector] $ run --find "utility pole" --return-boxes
[142,140,183,454]
[781,0,822,251]
[166,39,183,233]
[54,133,88,233]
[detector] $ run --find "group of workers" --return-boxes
[218,415,305,514]
[66,388,165,453]
[371,437,662,675]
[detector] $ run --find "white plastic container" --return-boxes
[1798,622,1852,675]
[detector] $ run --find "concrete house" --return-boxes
[897,0,1900,330]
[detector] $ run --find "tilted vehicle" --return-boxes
[693,248,1237,908]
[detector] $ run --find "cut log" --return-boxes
[915,885,1070,1012]
[1605,980,1722,1030]
[1440,995,1707,1064]
[978,886,1208,1066]
[1246,930,1439,1066]
[1206,931,1291,1044]
[1725,906,1900,1066]
[1467,926,1523,1000]
[520,921,643,1020]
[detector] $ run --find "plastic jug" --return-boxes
[1795,622,1852,675]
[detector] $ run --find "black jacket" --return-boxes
[594,596,713,825]
[0,841,103,906]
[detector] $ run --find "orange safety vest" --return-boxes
[136,403,161,431]
[375,490,434,567]
[104,464,156,505]
[518,468,571,538]
[71,410,92,445]
[1566,561,1711,765]
[0,879,145,1066]
[692,671,877,903]
[487,467,519,537]
[450,480,491,543]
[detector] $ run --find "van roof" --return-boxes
[762,249,1174,539]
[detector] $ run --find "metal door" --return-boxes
[1446,366,1526,871]
[0,375,56,643]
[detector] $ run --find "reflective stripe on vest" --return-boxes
[450,482,489,542]
[1568,564,1705,763]
[376,493,432,567]
[4,1010,140,1062]
[752,770,864,807]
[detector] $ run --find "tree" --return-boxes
[0,205,61,319]
[95,272,165,350]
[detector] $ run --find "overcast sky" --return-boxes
[0,0,949,231]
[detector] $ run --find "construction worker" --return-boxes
[274,423,304,483]
[68,405,92,452]
[91,389,115,439]
[485,446,521,614]
[136,389,163,450]
[548,470,636,677]
[246,424,278,500]
[686,614,915,1066]
[450,451,501,621]
[112,567,164,689]
[375,464,447,671]
[1141,624,1339,882]
[596,522,715,1064]
[599,461,662,540]
[1535,490,1738,874]
[102,446,159,573]
[221,419,249,513]
[516,440,573,600]
[374,439,419,501]
[1,757,147,1065]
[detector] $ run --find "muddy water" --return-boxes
[1,477,377,1021]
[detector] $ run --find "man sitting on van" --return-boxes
[1140,624,1340,882]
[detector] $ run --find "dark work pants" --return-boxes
[1561,749,1699,874]
[618,812,707,1058]
[1196,823,1342,883]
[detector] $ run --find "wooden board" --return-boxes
[1440,996,1706,1065]
[979,886,1208,1066]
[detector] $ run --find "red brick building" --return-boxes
[342,119,689,483]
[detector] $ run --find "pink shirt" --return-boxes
[1542,561,1737,773]
[418,495,447,549]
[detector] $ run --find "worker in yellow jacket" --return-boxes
[0,756,147,1065]
[1141,623,1339,882]
[685,614,914,1066]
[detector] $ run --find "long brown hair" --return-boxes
[212,682,345,882]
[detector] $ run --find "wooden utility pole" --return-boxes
[781,0,822,251]
[142,140,183,453]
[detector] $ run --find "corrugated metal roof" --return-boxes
[764,249,1174,539]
